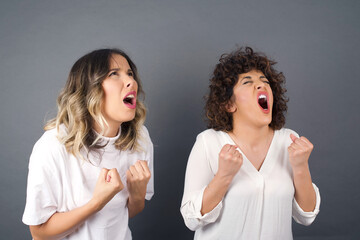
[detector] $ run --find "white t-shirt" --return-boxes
[22,125,154,240]
[180,128,320,240]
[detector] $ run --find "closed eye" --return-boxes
[243,80,253,85]
[109,71,118,77]
[260,76,270,84]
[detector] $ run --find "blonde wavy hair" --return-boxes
[45,49,146,160]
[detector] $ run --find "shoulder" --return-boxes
[276,128,299,138]
[33,127,63,152]
[139,125,151,141]
[197,128,223,140]
[195,128,225,148]
[275,128,300,147]
[30,127,67,170]
[138,125,153,148]
[140,125,150,137]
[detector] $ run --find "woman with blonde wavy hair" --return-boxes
[22,49,154,240]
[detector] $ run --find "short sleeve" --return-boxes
[142,126,154,200]
[22,137,62,226]
[292,183,321,226]
[180,133,223,231]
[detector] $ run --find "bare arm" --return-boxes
[293,165,316,212]
[127,197,145,218]
[127,160,151,218]
[201,174,232,215]
[29,168,124,240]
[201,144,243,215]
[29,200,99,240]
[289,134,316,212]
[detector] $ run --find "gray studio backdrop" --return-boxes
[1,0,359,239]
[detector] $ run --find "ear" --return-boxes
[225,100,236,113]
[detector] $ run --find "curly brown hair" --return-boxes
[205,47,288,131]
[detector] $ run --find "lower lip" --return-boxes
[124,102,136,109]
[258,103,270,114]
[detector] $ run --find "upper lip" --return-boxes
[257,91,269,110]
[257,91,268,101]
[123,91,137,100]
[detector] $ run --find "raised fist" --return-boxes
[288,134,314,170]
[217,144,243,179]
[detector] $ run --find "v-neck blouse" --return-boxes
[180,128,320,240]
[224,130,277,176]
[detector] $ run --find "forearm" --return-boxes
[30,200,99,240]
[127,196,145,218]
[293,164,316,212]
[201,174,232,215]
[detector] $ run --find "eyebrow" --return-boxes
[240,75,266,81]
[109,68,120,72]
[108,68,133,72]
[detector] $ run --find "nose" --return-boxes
[255,80,266,90]
[125,76,136,88]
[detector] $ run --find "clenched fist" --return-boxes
[126,160,151,202]
[217,144,243,180]
[288,134,314,170]
[92,168,124,211]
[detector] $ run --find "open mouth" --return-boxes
[123,91,136,109]
[257,92,269,112]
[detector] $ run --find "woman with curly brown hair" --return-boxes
[22,49,154,239]
[181,47,320,239]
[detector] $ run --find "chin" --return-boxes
[124,114,136,122]
[258,118,272,127]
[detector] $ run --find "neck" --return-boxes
[230,122,273,148]
[93,121,120,138]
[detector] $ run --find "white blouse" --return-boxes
[23,125,154,240]
[180,128,320,240]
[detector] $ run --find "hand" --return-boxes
[126,160,151,201]
[91,168,124,211]
[216,144,243,180]
[288,134,314,170]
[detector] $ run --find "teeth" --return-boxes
[258,94,267,100]
[126,94,134,99]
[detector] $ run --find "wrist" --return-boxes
[128,194,145,204]
[87,198,103,212]
[292,163,310,176]
[214,173,234,186]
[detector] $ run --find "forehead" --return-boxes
[109,54,130,69]
[238,69,265,78]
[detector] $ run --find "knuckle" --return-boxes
[113,183,121,190]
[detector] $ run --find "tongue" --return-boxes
[124,98,132,105]
[258,98,268,110]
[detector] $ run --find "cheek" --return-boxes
[102,83,122,101]
[102,91,121,113]
[235,92,251,106]
[269,91,274,107]
[133,81,139,95]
